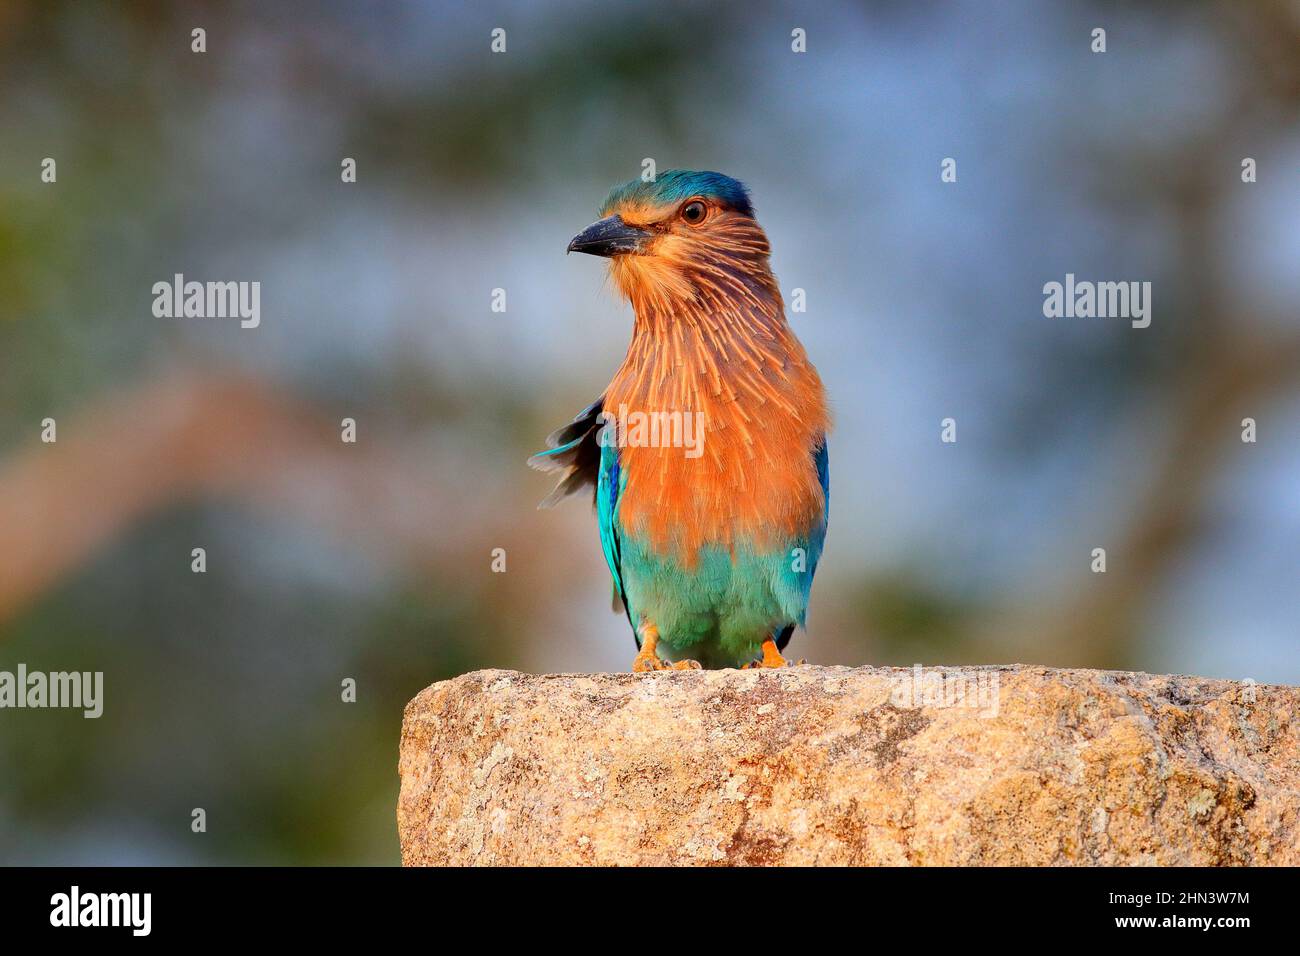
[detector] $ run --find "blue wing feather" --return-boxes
[794,436,830,625]
[531,397,637,644]
[596,440,638,645]
[527,398,605,508]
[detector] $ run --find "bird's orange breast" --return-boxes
[604,306,829,561]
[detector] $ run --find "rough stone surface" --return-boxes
[397,665,1298,866]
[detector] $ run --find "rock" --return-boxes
[397,665,1298,866]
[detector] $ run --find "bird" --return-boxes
[530,170,829,671]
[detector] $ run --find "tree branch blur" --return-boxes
[1002,0,1300,668]
[0,368,513,626]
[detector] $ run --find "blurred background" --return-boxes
[0,0,1296,864]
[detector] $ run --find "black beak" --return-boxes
[567,215,651,257]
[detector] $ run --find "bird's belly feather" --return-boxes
[617,536,810,668]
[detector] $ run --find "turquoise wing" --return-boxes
[781,436,830,641]
[807,436,830,591]
[530,396,637,645]
[596,439,638,645]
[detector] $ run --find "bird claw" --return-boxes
[632,621,668,672]
[741,639,803,669]
[632,652,701,672]
[631,621,700,672]
[631,650,668,672]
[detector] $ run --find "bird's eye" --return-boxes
[681,200,708,225]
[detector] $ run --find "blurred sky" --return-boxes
[0,0,1296,863]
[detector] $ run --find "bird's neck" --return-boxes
[607,269,815,415]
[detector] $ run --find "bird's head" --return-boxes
[567,170,776,311]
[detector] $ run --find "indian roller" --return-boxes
[530,170,829,671]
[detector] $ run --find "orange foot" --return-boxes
[741,638,806,669]
[631,622,701,672]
